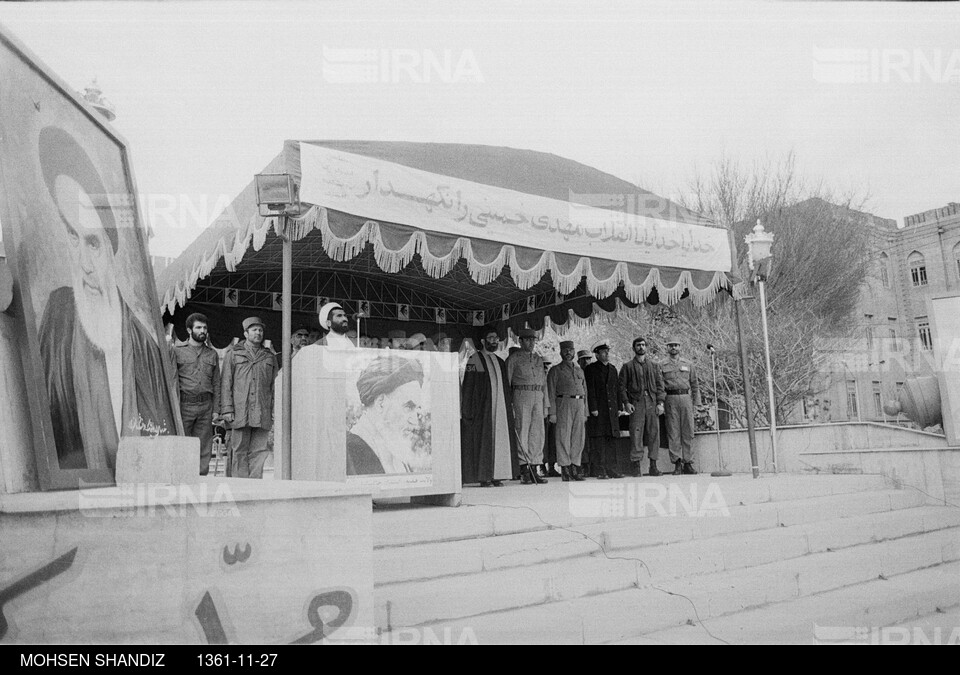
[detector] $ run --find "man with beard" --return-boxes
[460,326,519,487]
[289,325,310,360]
[618,336,666,477]
[170,313,221,475]
[37,125,175,473]
[584,341,624,480]
[347,355,425,475]
[317,302,354,349]
[221,317,278,478]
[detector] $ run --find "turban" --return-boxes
[357,356,424,407]
[39,126,118,254]
[318,302,342,329]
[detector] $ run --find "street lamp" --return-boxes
[254,173,299,480]
[745,219,777,473]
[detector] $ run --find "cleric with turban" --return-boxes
[347,355,426,475]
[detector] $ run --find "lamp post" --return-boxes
[745,219,777,474]
[254,173,299,480]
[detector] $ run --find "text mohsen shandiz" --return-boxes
[20,654,165,667]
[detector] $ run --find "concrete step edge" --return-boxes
[373,499,950,587]
[374,484,921,551]
[372,525,960,629]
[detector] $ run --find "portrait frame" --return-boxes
[275,346,462,501]
[0,26,183,490]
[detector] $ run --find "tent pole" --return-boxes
[281,215,293,480]
[727,226,760,479]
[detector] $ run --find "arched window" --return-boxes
[908,251,928,287]
[879,252,890,288]
[953,242,960,282]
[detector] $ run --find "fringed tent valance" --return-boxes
[157,141,736,333]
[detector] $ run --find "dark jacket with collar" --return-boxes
[618,357,665,407]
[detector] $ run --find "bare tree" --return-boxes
[678,153,873,426]
[546,153,874,428]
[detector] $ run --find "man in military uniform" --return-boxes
[584,341,624,480]
[541,358,560,478]
[221,316,278,479]
[618,336,665,477]
[170,313,221,475]
[577,350,593,370]
[506,328,549,484]
[661,338,701,475]
[576,349,594,475]
[547,341,588,481]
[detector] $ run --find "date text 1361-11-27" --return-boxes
[197,654,278,667]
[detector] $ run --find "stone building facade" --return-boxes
[811,201,960,426]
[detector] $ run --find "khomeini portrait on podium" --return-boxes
[346,354,427,475]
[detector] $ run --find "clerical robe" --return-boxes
[460,350,519,483]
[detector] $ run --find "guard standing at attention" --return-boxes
[547,341,588,481]
[661,338,701,475]
[221,316,278,479]
[506,328,550,484]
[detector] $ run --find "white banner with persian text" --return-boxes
[299,144,731,272]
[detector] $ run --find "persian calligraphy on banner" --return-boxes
[299,143,731,272]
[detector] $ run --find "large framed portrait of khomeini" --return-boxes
[0,28,182,490]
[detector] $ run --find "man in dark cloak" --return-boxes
[460,326,520,486]
[584,341,625,479]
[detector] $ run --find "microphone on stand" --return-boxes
[353,311,367,348]
[704,343,729,477]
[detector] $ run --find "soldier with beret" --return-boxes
[506,328,549,484]
[547,340,588,481]
[661,338,701,475]
[221,316,278,478]
[584,341,624,480]
[347,355,425,475]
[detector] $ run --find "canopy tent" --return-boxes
[157,141,733,346]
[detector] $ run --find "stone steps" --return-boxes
[384,527,960,643]
[618,563,960,644]
[371,474,954,642]
[375,507,959,632]
[374,487,928,587]
[373,474,893,548]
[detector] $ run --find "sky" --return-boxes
[0,0,957,258]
